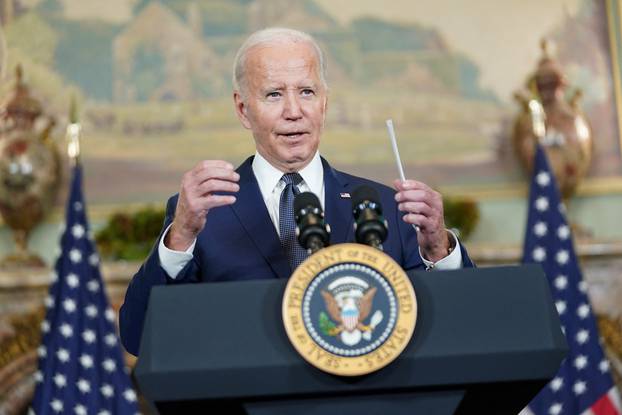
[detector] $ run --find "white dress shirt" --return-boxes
[158,151,462,278]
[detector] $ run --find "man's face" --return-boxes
[234,41,328,172]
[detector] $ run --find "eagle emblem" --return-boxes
[319,276,384,346]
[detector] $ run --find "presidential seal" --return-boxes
[282,243,417,376]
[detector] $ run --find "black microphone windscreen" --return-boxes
[294,191,321,214]
[351,185,380,209]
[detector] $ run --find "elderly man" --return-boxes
[120,28,473,356]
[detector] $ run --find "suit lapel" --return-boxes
[322,158,354,244]
[230,157,291,279]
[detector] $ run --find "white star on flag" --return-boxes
[63,298,77,313]
[85,304,98,318]
[104,333,118,347]
[554,275,567,290]
[37,346,46,358]
[573,381,587,396]
[535,196,549,212]
[102,359,117,373]
[576,329,589,344]
[100,384,114,398]
[123,389,137,402]
[66,273,80,288]
[105,308,116,323]
[557,225,570,240]
[574,355,588,370]
[87,279,100,292]
[555,250,569,265]
[548,402,562,415]
[599,360,610,373]
[534,221,548,237]
[82,329,96,344]
[53,373,67,388]
[59,323,73,338]
[72,224,85,239]
[74,404,87,415]
[536,171,551,187]
[550,377,563,391]
[533,246,547,262]
[555,300,567,315]
[44,295,55,308]
[69,248,82,263]
[76,378,91,394]
[79,354,94,369]
[50,399,63,413]
[577,303,590,319]
[89,253,100,266]
[41,320,50,333]
[57,348,70,363]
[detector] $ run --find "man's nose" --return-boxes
[283,91,303,120]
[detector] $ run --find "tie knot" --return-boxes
[281,173,303,186]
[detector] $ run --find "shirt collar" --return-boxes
[252,151,323,195]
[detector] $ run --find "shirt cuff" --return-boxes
[158,223,196,279]
[419,229,463,270]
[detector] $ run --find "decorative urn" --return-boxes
[512,41,593,200]
[0,65,61,267]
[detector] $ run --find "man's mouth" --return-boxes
[278,131,308,139]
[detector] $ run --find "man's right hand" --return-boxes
[165,160,240,251]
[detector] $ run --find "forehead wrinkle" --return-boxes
[245,43,322,90]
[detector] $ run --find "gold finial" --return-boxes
[66,95,81,163]
[540,38,550,59]
[15,64,23,85]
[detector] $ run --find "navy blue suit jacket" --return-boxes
[119,156,473,355]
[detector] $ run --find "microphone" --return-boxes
[351,185,388,250]
[294,192,330,254]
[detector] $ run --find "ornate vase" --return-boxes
[0,66,61,268]
[512,41,593,200]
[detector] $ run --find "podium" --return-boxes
[134,265,567,414]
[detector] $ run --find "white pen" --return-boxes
[385,119,420,232]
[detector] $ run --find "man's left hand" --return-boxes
[394,179,451,262]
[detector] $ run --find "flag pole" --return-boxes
[66,95,81,166]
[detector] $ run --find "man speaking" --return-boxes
[119,27,473,356]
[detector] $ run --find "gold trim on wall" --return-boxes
[606,0,622,157]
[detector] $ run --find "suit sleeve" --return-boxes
[119,195,202,356]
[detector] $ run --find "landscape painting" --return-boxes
[0,0,619,208]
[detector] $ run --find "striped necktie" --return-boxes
[279,173,308,271]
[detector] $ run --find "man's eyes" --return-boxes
[265,89,315,99]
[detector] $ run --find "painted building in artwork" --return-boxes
[113,1,219,102]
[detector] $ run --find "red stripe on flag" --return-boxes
[592,393,620,415]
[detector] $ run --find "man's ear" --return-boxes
[233,91,252,130]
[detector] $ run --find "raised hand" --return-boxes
[166,160,240,251]
[394,179,451,262]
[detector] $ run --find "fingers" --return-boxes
[393,179,444,232]
[196,179,240,197]
[192,165,240,184]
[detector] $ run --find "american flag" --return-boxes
[521,144,621,415]
[30,164,139,414]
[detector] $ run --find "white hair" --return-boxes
[232,27,327,97]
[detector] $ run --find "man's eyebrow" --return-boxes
[262,84,285,92]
